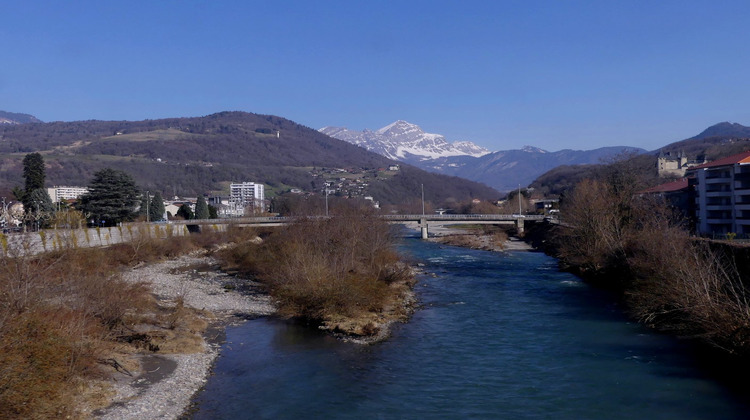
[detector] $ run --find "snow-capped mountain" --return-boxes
[0,111,42,124]
[321,120,644,192]
[319,120,490,163]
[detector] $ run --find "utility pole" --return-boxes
[325,185,329,217]
[421,183,425,216]
[146,191,150,223]
[518,184,522,215]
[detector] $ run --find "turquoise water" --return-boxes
[189,236,750,419]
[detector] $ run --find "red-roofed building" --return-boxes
[640,178,692,222]
[686,151,750,236]
[641,178,689,194]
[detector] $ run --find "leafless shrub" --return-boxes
[559,171,750,354]
[217,209,410,328]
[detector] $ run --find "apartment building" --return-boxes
[229,182,265,212]
[47,186,89,202]
[686,151,750,236]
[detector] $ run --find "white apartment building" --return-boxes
[687,151,750,236]
[47,186,89,202]
[229,182,265,212]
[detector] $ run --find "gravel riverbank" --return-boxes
[405,222,533,252]
[93,253,275,420]
[92,224,502,419]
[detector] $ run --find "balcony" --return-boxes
[704,177,732,185]
[706,191,732,198]
[706,214,733,223]
[705,204,734,211]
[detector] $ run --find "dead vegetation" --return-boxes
[216,209,415,338]
[0,226,240,419]
[557,161,750,355]
[431,225,509,252]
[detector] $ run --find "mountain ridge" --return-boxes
[0,110,42,125]
[0,111,499,206]
[531,121,750,197]
[688,121,750,141]
[323,120,643,191]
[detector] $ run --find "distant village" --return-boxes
[0,165,402,230]
[1,181,269,230]
[6,150,750,240]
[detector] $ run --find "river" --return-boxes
[188,233,750,419]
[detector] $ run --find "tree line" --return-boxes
[12,153,216,228]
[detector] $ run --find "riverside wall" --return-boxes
[0,222,228,257]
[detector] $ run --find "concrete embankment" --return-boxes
[1,222,227,256]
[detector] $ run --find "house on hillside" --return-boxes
[686,151,750,236]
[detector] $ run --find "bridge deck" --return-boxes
[168,214,548,225]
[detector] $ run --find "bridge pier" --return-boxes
[516,217,524,234]
[419,218,428,239]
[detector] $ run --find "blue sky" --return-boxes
[3,1,750,152]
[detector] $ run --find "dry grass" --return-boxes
[216,211,413,336]
[0,227,224,418]
[432,226,509,252]
[559,176,750,355]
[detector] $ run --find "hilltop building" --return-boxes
[657,151,706,177]
[686,151,750,236]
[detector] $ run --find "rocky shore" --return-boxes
[92,253,275,420]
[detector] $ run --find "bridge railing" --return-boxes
[167,214,549,225]
[382,214,547,221]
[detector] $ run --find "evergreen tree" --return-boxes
[23,152,46,192]
[149,192,165,222]
[21,153,47,216]
[176,203,194,220]
[208,204,218,219]
[195,196,210,219]
[78,168,140,226]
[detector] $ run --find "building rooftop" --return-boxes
[688,151,750,170]
[641,178,689,194]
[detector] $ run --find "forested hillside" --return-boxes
[0,111,499,206]
[531,122,750,197]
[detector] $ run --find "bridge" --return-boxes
[169,214,548,238]
[1,214,549,257]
